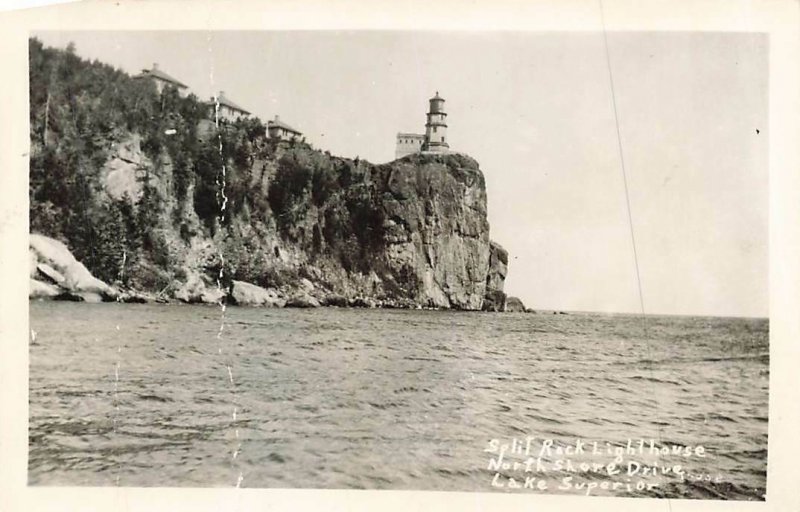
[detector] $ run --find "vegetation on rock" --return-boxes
[28,38,507,309]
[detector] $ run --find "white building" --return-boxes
[207,91,251,123]
[267,115,303,141]
[133,63,189,96]
[395,133,426,159]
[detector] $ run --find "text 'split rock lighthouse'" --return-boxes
[395,92,451,159]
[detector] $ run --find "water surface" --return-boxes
[28,302,768,499]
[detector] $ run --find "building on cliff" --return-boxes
[133,63,188,96]
[206,91,251,123]
[395,133,426,159]
[267,115,303,141]
[395,92,450,159]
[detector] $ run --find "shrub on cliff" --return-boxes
[268,154,313,236]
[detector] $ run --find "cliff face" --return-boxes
[32,131,506,309]
[27,38,507,309]
[243,150,496,309]
[180,145,499,309]
[368,153,491,309]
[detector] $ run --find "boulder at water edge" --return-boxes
[230,280,286,307]
[285,292,321,308]
[29,234,115,300]
[30,278,60,299]
[505,296,527,313]
[172,271,224,304]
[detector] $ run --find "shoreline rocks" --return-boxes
[29,234,116,302]
[28,233,526,313]
[171,272,224,304]
[230,280,286,307]
[505,296,526,313]
[285,292,321,308]
[30,278,60,299]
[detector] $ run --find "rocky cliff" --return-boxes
[30,140,505,309]
[27,38,508,310]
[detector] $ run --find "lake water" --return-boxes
[28,302,768,499]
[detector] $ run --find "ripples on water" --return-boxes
[28,303,768,499]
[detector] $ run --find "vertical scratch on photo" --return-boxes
[113,325,121,486]
[111,232,127,487]
[208,32,244,489]
[598,0,668,466]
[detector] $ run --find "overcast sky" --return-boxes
[33,31,768,317]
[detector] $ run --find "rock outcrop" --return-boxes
[230,280,285,307]
[483,241,509,311]
[374,153,491,309]
[505,296,527,313]
[29,234,116,302]
[171,271,224,304]
[102,134,153,202]
[29,278,60,299]
[285,293,321,308]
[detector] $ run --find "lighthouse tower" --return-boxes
[422,91,449,153]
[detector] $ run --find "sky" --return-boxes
[32,31,768,317]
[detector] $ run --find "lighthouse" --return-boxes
[394,91,451,159]
[422,91,449,153]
